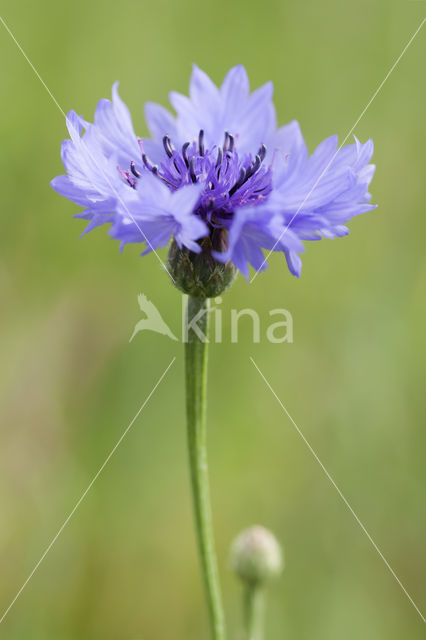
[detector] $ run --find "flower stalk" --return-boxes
[243,583,264,640]
[185,295,225,640]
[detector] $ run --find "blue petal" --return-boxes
[190,64,221,109]
[284,250,302,277]
[110,175,208,254]
[220,65,250,119]
[145,101,177,140]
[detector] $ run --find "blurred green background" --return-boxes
[1,0,425,638]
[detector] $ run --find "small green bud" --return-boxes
[230,526,283,587]
[167,230,237,299]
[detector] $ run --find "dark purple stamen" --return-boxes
[228,145,267,197]
[136,139,179,188]
[244,155,261,182]
[130,161,140,178]
[117,165,136,188]
[223,132,231,152]
[182,142,190,168]
[229,167,246,196]
[257,144,267,162]
[198,129,205,157]
[216,146,223,168]
[142,153,154,171]
[189,156,197,183]
[173,158,181,175]
[163,135,174,158]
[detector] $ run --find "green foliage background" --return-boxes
[0,1,425,637]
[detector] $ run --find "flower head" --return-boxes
[51,65,376,285]
[230,525,283,586]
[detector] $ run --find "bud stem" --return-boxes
[185,296,226,640]
[243,584,264,640]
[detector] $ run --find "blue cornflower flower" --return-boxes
[51,65,376,283]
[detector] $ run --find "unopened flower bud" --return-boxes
[230,525,283,586]
[167,230,237,299]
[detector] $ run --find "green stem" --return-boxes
[185,295,226,640]
[243,584,264,640]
